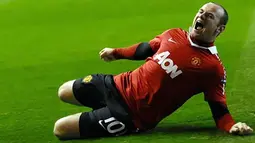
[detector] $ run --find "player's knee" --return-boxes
[53,118,68,140]
[54,113,81,140]
[58,81,74,102]
[58,85,68,102]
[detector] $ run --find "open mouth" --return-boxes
[195,21,204,30]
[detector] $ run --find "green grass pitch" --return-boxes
[0,0,255,142]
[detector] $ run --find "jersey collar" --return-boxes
[187,28,218,54]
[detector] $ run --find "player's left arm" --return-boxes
[208,101,234,132]
[204,66,253,135]
[208,101,253,135]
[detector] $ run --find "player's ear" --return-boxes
[216,25,225,37]
[219,25,225,33]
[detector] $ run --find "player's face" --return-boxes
[190,3,225,43]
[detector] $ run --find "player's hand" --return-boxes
[229,122,253,135]
[99,48,116,62]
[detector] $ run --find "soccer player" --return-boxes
[53,2,253,140]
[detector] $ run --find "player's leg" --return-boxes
[58,80,83,106]
[57,75,106,109]
[54,113,81,140]
[53,107,133,140]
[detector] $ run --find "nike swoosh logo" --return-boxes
[98,120,106,130]
[168,38,177,43]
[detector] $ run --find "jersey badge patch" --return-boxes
[191,57,201,66]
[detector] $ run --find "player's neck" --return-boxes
[190,37,214,47]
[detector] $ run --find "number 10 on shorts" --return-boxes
[98,117,127,136]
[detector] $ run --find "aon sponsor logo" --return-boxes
[153,51,182,79]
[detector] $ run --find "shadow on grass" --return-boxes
[145,125,218,135]
[139,125,255,137]
[59,125,254,141]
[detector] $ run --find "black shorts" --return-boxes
[73,74,137,138]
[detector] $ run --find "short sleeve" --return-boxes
[149,29,172,52]
[203,65,227,103]
[149,29,182,52]
[149,36,161,52]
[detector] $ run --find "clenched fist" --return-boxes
[99,48,116,62]
[229,122,253,135]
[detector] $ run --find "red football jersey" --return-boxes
[113,28,227,130]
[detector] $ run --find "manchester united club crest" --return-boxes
[83,75,93,83]
[191,57,201,66]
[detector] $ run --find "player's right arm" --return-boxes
[99,35,161,62]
